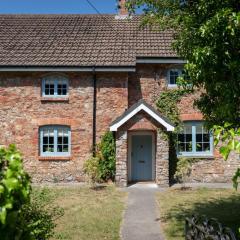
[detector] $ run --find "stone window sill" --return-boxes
[38,156,72,161]
[41,97,69,102]
[177,155,214,159]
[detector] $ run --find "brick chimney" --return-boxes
[118,0,128,15]
[115,0,129,19]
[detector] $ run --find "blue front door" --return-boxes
[131,135,153,181]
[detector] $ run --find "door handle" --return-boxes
[139,160,145,163]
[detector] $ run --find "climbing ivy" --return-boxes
[156,88,192,131]
[156,87,193,183]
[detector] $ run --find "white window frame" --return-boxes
[42,75,69,97]
[167,69,183,87]
[177,121,214,157]
[39,125,71,157]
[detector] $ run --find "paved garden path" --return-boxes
[121,184,165,240]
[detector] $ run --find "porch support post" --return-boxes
[156,130,169,187]
[115,131,128,187]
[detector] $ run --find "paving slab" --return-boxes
[121,183,165,240]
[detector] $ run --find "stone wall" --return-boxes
[115,131,128,187]
[0,63,239,184]
[130,64,239,184]
[156,130,169,186]
[0,72,128,182]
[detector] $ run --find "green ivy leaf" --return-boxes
[219,146,230,160]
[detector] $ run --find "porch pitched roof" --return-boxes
[110,99,175,132]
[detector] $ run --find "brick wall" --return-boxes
[131,64,239,183]
[0,63,239,184]
[0,72,128,182]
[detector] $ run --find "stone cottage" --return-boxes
[0,1,238,186]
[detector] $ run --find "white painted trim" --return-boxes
[115,15,132,20]
[167,68,183,87]
[128,131,156,182]
[110,103,174,132]
[136,58,186,64]
[0,67,136,72]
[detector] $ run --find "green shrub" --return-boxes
[83,156,102,185]
[17,188,64,240]
[84,131,116,184]
[174,157,193,188]
[97,131,116,181]
[0,145,63,239]
[0,144,31,239]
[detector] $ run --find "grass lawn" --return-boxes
[35,185,126,240]
[157,187,240,240]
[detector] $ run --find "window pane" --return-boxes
[196,143,203,152]
[57,128,69,153]
[43,77,68,96]
[185,125,192,134]
[63,145,69,152]
[186,134,192,142]
[43,145,48,152]
[186,142,192,152]
[62,87,67,95]
[48,145,54,152]
[63,137,68,144]
[41,126,70,155]
[196,133,202,142]
[43,137,48,144]
[203,133,210,142]
[57,145,63,152]
[203,143,210,151]
[58,136,63,144]
[57,82,67,96]
[49,137,54,144]
[196,125,203,134]
[196,123,211,152]
[169,70,179,85]
[44,79,55,96]
[178,134,184,143]
[49,87,54,95]
[178,125,192,153]
[178,143,185,152]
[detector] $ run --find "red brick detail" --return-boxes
[39,156,72,161]
[180,113,203,121]
[128,119,156,131]
[214,149,221,158]
[36,118,78,127]
[41,97,69,102]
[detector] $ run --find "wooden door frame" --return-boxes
[128,131,156,182]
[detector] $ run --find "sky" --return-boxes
[0,0,118,14]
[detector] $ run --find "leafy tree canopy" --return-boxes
[127,0,240,127]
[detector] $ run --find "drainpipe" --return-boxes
[92,67,97,157]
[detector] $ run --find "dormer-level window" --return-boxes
[42,75,69,97]
[167,69,183,87]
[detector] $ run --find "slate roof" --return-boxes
[0,14,177,67]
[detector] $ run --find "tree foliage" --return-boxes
[126,0,240,188]
[127,0,240,126]
[213,124,240,189]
